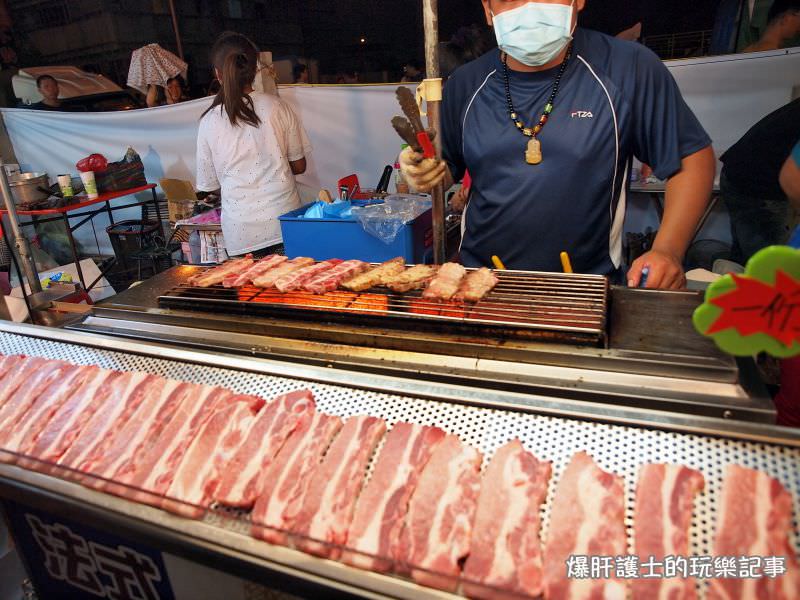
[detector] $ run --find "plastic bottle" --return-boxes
[395,144,410,194]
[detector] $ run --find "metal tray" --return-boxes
[0,323,798,599]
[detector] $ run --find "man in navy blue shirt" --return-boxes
[401,0,716,289]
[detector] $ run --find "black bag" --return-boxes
[96,147,147,194]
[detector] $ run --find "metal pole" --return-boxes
[168,0,184,60]
[0,162,41,297]
[422,0,446,264]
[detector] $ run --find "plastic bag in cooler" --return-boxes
[302,199,353,219]
[351,194,431,244]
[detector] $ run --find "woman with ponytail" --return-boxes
[196,32,311,256]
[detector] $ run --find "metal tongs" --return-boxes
[391,87,436,159]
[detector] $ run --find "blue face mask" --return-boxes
[492,1,576,67]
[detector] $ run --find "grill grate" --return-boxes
[158,268,609,345]
[1,330,798,598]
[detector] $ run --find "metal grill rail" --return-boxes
[158,268,609,345]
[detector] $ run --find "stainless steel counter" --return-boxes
[65,267,773,423]
[0,321,796,600]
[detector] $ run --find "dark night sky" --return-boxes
[437,0,722,40]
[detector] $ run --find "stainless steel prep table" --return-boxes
[0,321,797,600]
[69,266,772,423]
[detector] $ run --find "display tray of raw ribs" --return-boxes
[159,254,608,339]
[1,351,798,600]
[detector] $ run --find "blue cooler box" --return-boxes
[279,204,433,263]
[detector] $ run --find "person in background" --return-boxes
[780,140,800,208]
[293,63,309,84]
[146,75,188,107]
[401,60,424,82]
[775,138,800,428]
[196,32,311,258]
[29,74,63,111]
[0,28,19,108]
[719,98,800,265]
[741,0,800,52]
[402,0,715,288]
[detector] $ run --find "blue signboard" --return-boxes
[3,499,175,600]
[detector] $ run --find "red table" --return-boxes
[0,184,160,293]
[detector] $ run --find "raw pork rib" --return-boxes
[57,373,161,478]
[274,259,343,293]
[0,360,76,450]
[708,465,800,600]
[223,254,287,287]
[454,267,499,303]
[251,411,343,544]
[78,378,184,489]
[103,380,200,496]
[69,373,165,480]
[0,363,80,450]
[0,353,23,374]
[543,451,627,600]
[422,262,467,301]
[17,366,111,466]
[342,422,446,572]
[303,260,367,294]
[292,415,387,559]
[3,365,98,459]
[214,389,316,508]
[121,386,235,504]
[163,399,261,518]
[189,255,253,287]
[0,355,32,410]
[252,257,314,288]
[341,257,405,292]
[633,464,705,600]
[463,439,551,600]
[396,434,482,591]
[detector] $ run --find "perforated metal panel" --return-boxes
[1,330,798,597]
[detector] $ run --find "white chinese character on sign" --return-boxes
[590,555,613,579]
[89,542,162,600]
[25,514,104,596]
[763,556,787,578]
[713,555,738,578]
[738,555,762,578]
[640,555,663,578]
[664,555,689,578]
[566,555,590,579]
[615,555,639,579]
[689,555,714,579]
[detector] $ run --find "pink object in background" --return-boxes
[182,207,221,225]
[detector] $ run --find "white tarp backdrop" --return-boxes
[1,47,799,255]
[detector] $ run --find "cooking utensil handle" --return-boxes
[377,165,393,193]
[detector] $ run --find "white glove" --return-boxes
[399,146,447,193]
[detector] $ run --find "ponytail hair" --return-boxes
[202,32,260,127]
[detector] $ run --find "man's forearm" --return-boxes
[654,145,716,259]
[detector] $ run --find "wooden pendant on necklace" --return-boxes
[526,137,542,165]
